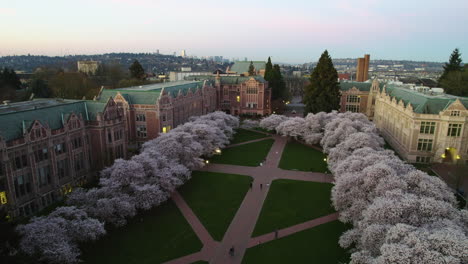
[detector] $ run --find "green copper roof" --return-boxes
[85,101,107,121]
[230,61,266,74]
[0,99,111,141]
[185,75,266,84]
[384,84,468,114]
[98,81,204,104]
[162,81,204,97]
[339,81,385,92]
[0,99,87,141]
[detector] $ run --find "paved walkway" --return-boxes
[165,135,337,264]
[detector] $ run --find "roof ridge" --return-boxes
[0,100,85,116]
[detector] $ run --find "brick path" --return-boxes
[164,135,337,264]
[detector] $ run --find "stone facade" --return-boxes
[374,88,468,165]
[0,98,126,218]
[339,80,468,164]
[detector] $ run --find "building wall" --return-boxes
[374,91,468,164]
[0,99,126,218]
[215,77,271,116]
[339,79,380,119]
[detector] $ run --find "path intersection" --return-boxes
[164,135,337,264]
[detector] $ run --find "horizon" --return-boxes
[1,0,467,64]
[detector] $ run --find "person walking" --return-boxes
[260,183,263,190]
[275,229,279,239]
[250,181,253,189]
[229,246,235,257]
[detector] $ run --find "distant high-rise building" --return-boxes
[181,50,186,57]
[156,49,159,54]
[356,54,370,82]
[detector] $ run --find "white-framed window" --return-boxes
[420,121,436,134]
[417,139,433,151]
[345,104,360,112]
[447,123,462,137]
[346,95,360,103]
[136,125,147,138]
[136,113,146,122]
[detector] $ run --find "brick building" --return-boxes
[356,54,370,82]
[0,98,126,218]
[186,75,272,116]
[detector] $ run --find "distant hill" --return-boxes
[0,53,230,73]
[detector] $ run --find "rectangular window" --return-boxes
[415,156,431,163]
[417,139,433,151]
[74,152,85,172]
[56,159,69,179]
[346,95,360,103]
[136,125,147,138]
[136,113,146,122]
[14,153,28,170]
[115,145,124,159]
[420,121,436,134]
[450,110,460,116]
[34,147,49,162]
[345,104,360,113]
[37,166,51,187]
[54,142,67,155]
[162,126,171,134]
[72,137,82,149]
[247,88,258,94]
[113,130,123,141]
[236,96,240,102]
[447,123,462,137]
[14,173,32,198]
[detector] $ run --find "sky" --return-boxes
[1,0,467,64]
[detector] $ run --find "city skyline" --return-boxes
[1,0,468,63]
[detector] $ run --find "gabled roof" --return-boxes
[230,61,266,74]
[185,75,267,84]
[0,99,111,142]
[339,81,384,92]
[384,84,468,114]
[97,81,204,104]
[0,99,86,141]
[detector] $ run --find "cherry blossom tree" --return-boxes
[276,117,307,139]
[16,206,105,264]
[142,131,204,170]
[172,122,229,156]
[259,114,289,131]
[240,119,260,129]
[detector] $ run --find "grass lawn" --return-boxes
[243,220,349,264]
[279,141,328,173]
[178,171,252,241]
[81,200,202,264]
[252,179,335,236]
[253,127,275,134]
[230,129,269,145]
[210,139,274,167]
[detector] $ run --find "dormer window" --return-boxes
[450,110,460,116]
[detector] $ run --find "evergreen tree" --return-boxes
[248,61,255,76]
[271,64,287,100]
[129,60,145,80]
[303,50,340,114]
[438,48,467,96]
[264,57,273,80]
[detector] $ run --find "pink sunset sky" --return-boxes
[0,0,467,63]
